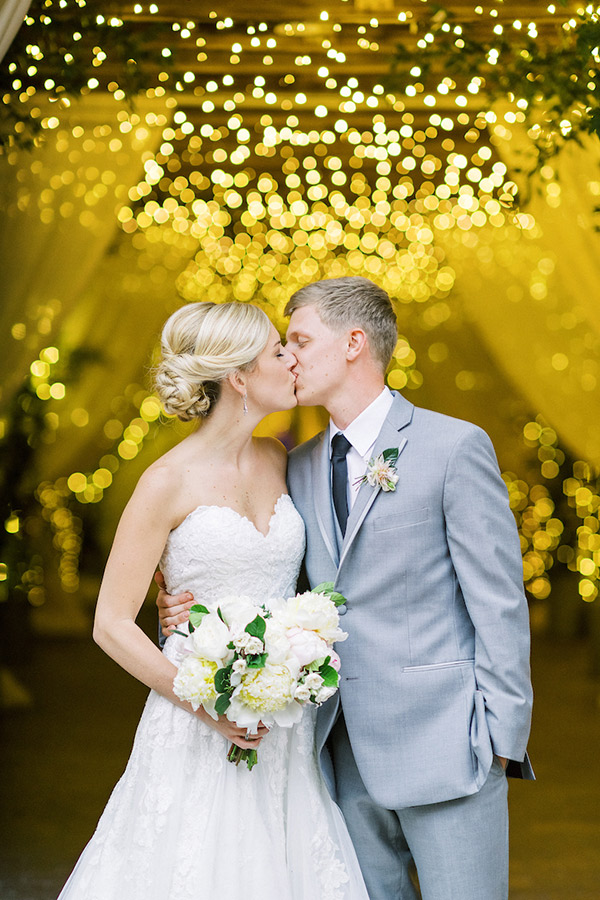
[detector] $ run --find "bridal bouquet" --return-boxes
[172,583,347,770]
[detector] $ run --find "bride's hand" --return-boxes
[198,711,270,749]
[155,570,194,636]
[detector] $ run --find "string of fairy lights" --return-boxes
[1,1,600,614]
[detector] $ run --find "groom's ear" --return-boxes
[346,327,368,362]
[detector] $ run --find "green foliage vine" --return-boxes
[388,4,600,174]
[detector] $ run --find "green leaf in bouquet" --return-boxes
[217,606,228,624]
[215,694,231,715]
[246,652,268,669]
[245,614,267,641]
[306,656,330,673]
[311,582,347,607]
[319,663,339,688]
[214,665,232,694]
[188,604,210,628]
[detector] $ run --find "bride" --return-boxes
[57,300,369,900]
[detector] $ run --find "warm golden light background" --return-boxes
[1,3,600,897]
[2,0,599,644]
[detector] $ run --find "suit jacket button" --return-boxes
[338,604,347,615]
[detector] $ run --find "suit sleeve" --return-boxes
[443,425,533,762]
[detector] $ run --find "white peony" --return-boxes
[277,592,348,644]
[191,613,233,664]
[265,596,289,620]
[286,626,329,668]
[263,617,293,665]
[173,656,218,717]
[236,663,295,713]
[217,596,261,633]
[225,662,304,731]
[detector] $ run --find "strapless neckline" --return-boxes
[176,492,292,539]
[159,490,305,608]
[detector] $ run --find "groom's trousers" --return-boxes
[330,715,509,900]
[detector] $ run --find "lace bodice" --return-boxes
[159,493,306,606]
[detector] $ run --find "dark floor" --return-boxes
[1,611,599,900]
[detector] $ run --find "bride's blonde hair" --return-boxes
[154,301,272,421]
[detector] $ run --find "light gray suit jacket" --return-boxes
[287,392,534,809]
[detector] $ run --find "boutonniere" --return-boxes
[354,447,399,492]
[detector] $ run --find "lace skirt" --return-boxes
[56,683,369,900]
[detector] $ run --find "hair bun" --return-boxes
[154,301,271,421]
[154,363,213,421]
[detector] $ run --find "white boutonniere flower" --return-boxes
[354,447,399,492]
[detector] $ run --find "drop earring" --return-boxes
[242,393,248,415]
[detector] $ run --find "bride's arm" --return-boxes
[92,466,188,704]
[93,467,268,749]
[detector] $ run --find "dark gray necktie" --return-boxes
[331,432,352,536]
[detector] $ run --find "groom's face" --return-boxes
[285,305,349,408]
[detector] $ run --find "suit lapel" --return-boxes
[310,430,340,567]
[337,393,413,571]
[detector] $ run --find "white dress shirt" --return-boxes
[328,387,394,510]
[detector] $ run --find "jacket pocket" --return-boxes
[402,658,474,673]
[371,507,429,532]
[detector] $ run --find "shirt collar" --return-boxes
[328,387,394,458]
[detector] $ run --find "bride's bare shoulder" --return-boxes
[128,452,191,527]
[138,433,205,491]
[138,457,179,492]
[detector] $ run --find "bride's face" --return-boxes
[246,324,297,414]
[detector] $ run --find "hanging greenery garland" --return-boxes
[387,4,600,174]
[0,0,172,149]
[2,2,599,163]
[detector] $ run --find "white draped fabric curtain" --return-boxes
[0,93,182,632]
[443,132,600,467]
[0,96,176,406]
[0,0,30,62]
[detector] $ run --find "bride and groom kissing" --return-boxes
[58,276,533,900]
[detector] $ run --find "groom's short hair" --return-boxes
[284,276,398,372]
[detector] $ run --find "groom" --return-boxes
[159,276,534,899]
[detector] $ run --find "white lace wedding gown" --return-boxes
[57,494,369,900]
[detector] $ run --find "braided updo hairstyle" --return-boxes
[154,302,272,421]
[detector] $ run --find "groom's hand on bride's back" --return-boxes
[155,571,194,637]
